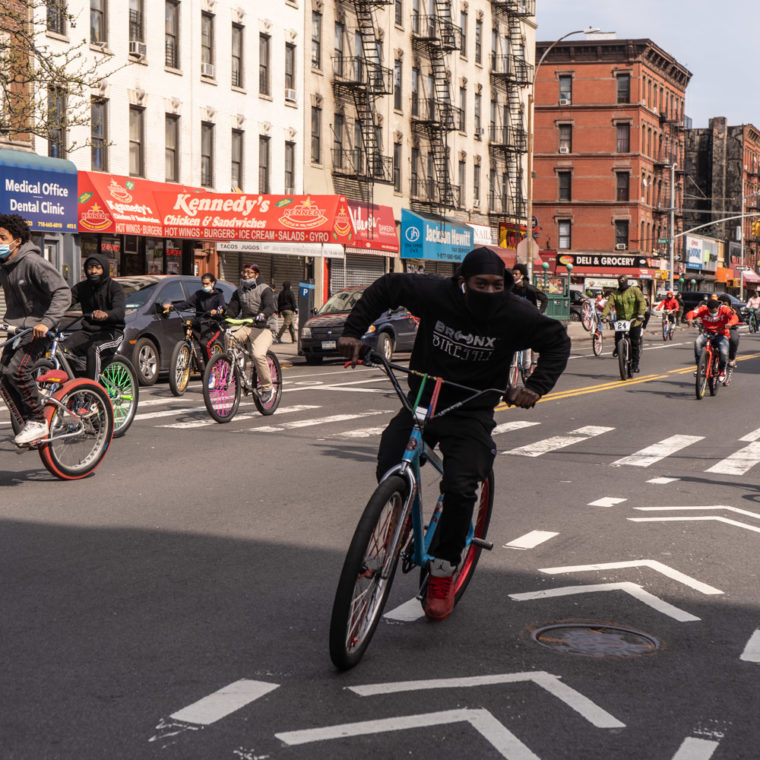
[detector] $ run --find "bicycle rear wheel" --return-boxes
[695,350,708,399]
[592,329,603,356]
[252,350,282,416]
[100,357,139,438]
[708,354,720,396]
[169,340,193,396]
[581,301,593,331]
[662,320,669,341]
[203,353,241,422]
[617,338,629,381]
[39,380,114,480]
[329,475,410,670]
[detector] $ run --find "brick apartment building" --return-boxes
[683,118,760,294]
[532,35,691,293]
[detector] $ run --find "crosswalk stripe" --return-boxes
[504,426,613,458]
[611,435,704,468]
[706,441,760,475]
[157,405,321,429]
[492,420,541,436]
[136,405,208,420]
[244,409,389,433]
[329,426,387,439]
[739,427,760,442]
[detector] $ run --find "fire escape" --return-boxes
[332,0,394,201]
[489,0,533,224]
[654,107,685,260]
[410,1,462,213]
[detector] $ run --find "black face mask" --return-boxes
[618,280,629,291]
[464,288,502,321]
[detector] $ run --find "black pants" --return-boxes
[728,326,739,361]
[0,337,48,423]
[377,407,496,565]
[614,326,642,367]
[194,319,222,362]
[64,329,123,379]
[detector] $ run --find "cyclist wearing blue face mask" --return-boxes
[0,213,71,446]
[339,247,570,621]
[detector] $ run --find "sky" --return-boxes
[535,0,759,129]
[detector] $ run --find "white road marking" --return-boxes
[492,420,541,436]
[739,426,760,442]
[284,377,387,393]
[276,708,541,759]
[706,441,760,475]
[740,628,760,662]
[157,405,320,429]
[671,736,720,760]
[510,581,700,622]
[137,397,199,407]
[540,559,723,595]
[611,435,704,467]
[587,497,627,508]
[169,679,279,725]
[630,516,760,536]
[647,476,680,484]
[136,405,207,420]
[635,505,760,520]
[348,671,625,729]
[504,530,558,550]
[245,409,389,432]
[504,426,613,457]
[384,598,423,622]
[330,426,386,439]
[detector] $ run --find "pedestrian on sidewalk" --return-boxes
[276,281,297,344]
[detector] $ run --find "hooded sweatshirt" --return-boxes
[70,254,126,332]
[343,272,571,410]
[0,241,71,329]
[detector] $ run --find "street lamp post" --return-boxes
[526,27,599,284]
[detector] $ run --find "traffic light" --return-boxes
[752,220,760,237]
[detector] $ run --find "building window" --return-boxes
[616,123,630,153]
[129,106,144,176]
[284,141,295,193]
[91,99,107,171]
[285,42,296,93]
[333,111,344,168]
[558,220,571,249]
[458,158,466,205]
[310,106,321,163]
[394,59,402,111]
[47,0,66,35]
[311,11,322,69]
[393,141,402,192]
[231,24,244,87]
[231,129,243,190]
[616,172,630,202]
[410,147,419,196]
[617,74,630,104]
[474,91,481,135]
[129,0,143,42]
[558,75,572,103]
[258,135,270,193]
[474,19,482,64]
[394,0,403,26]
[165,114,179,182]
[558,170,572,201]
[201,121,214,187]
[615,220,629,248]
[165,0,180,68]
[558,124,572,153]
[473,161,480,204]
[259,33,270,95]
[48,89,66,157]
[201,12,214,67]
[459,10,467,55]
[459,86,466,131]
[411,67,419,116]
[90,0,106,45]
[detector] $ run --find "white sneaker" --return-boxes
[14,420,49,446]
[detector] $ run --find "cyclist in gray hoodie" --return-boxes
[0,214,71,445]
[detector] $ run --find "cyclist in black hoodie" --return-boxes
[65,254,126,379]
[339,247,570,622]
[511,263,548,313]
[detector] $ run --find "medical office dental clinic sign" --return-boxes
[153,192,356,244]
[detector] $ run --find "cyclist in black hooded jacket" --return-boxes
[65,254,126,379]
[510,263,548,313]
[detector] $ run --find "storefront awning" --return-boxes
[0,148,77,233]
[347,200,399,255]
[216,240,344,259]
[742,269,760,283]
[400,209,473,262]
[153,192,356,244]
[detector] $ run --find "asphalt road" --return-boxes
[2,326,760,759]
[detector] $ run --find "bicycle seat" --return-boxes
[37,370,69,384]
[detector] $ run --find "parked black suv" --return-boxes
[679,291,748,322]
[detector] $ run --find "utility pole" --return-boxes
[740,176,746,300]
[669,162,676,291]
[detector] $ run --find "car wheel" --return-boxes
[377,332,394,362]
[134,337,159,386]
[570,311,581,322]
[304,354,323,365]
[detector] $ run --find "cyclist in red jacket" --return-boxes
[686,296,738,379]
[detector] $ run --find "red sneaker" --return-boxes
[424,561,456,621]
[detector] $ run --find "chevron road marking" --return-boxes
[510,581,701,622]
[539,559,723,595]
[276,708,541,758]
[630,516,760,536]
[671,736,720,760]
[739,426,760,442]
[492,420,541,436]
[740,628,760,663]
[588,497,627,508]
[611,435,704,468]
[243,409,389,432]
[383,598,423,622]
[504,426,613,457]
[348,671,624,729]
[635,505,760,520]
[504,530,559,549]
[156,404,320,429]
[168,679,279,725]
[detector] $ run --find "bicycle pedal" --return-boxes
[471,537,494,551]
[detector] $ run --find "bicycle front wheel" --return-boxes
[100,357,139,437]
[507,354,519,388]
[662,320,669,341]
[695,350,709,399]
[169,340,193,396]
[329,475,410,670]
[617,337,629,381]
[252,350,282,416]
[39,380,114,480]
[581,302,593,331]
[519,349,534,384]
[203,353,241,422]
[708,354,720,396]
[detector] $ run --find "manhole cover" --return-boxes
[530,623,661,657]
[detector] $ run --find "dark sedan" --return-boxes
[299,286,418,364]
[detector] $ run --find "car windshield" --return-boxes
[122,282,158,309]
[318,289,365,314]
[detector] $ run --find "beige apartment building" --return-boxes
[304,0,536,301]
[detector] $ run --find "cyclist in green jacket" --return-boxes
[600,275,646,372]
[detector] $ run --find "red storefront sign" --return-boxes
[152,192,356,244]
[347,200,399,253]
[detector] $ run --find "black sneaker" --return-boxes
[632,366,640,373]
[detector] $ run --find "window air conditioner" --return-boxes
[129,41,146,58]
[615,243,627,250]
[558,146,569,154]
[476,127,485,136]
[201,62,216,78]
[559,98,571,106]
[285,88,297,102]
[473,198,480,208]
